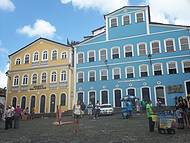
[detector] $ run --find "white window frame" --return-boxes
[24,54,30,64]
[77,52,84,64]
[122,14,131,25]
[125,66,135,78]
[87,50,96,62]
[109,17,118,28]
[99,49,108,61]
[51,49,58,60]
[22,74,29,85]
[152,63,163,76]
[77,71,84,83]
[137,42,147,56]
[135,11,145,23]
[126,87,136,97]
[88,70,96,82]
[112,68,121,80]
[166,61,178,74]
[88,90,97,105]
[31,73,38,85]
[111,46,120,59]
[60,70,67,82]
[15,58,21,65]
[42,50,48,61]
[150,40,161,54]
[123,44,134,57]
[100,89,109,105]
[100,69,108,80]
[154,85,167,106]
[140,86,152,101]
[182,60,190,73]
[41,72,47,84]
[50,71,57,83]
[139,64,149,77]
[33,51,39,62]
[164,38,176,52]
[178,36,190,50]
[113,88,123,107]
[77,91,85,103]
[61,51,68,60]
[13,75,20,86]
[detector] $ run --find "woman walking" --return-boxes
[73,101,81,135]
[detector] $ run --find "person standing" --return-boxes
[56,105,62,126]
[14,105,21,129]
[73,101,82,134]
[87,101,93,119]
[4,106,12,130]
[146,100,155,132]
[94,100,100,119]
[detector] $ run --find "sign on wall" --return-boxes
[166,84,184,94]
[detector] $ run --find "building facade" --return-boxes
[6,38,74,113]
[74,6,190,107]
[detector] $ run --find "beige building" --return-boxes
[6,38,74,113]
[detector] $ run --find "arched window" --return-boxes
[30,96,35,113]
[32,74,37,84]
[61,52,67,59]
[22,75,28,85]
[33,52,39,61]
[13,75,19,86]
[60,93,66,106]
[41,72,47,83]
[155,86,166,106]
[24,54,30,64]
[51,72,57,82]
[42,51,48,60]
[16,58,21,65]
[40,95,45,113]
[52,50,57,60]
[21,96,26,110]
[12,97,17,108]
[60,71,66,82]
[50,94,56,112]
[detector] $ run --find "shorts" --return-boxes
[74,114,80,119]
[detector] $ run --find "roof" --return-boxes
[150,22,190,28]
[8,37,70,58]
[91,26,105,33]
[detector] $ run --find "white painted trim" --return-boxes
[77,71,84,83]
[152,63,163,76]
[164,38,176,52]
[76,91,85,103]
[125,66,135,78]
[140,86,152,101]
[150,40,161,54]
[77,54,190,70]
[20,95,27,109]
[166,61,178,74]
[23,53,30,64]
[60,70,67,82]
[51,49,58,61]
[106,16,109,41]
[88,70,96,82]
[49,94,56,113]
[100,69,108,80]
[111,46,120,59]
[135,11,145,23]
[77,52,85,64]
[145,7,150,34]
[178,36,190,50]
[15,57,21,65]
[13,74,20,86]
[50,70,57,83]
[184,80,190,97]
[109,17,118,28]
[113,88,123,107]
[32,51,39,62]
[122,14,131,26]
[139,64,149,77]
[21,74,29,85]
[39,94,46,113]
[73,48,77,106]
[87,50,96,62]
[154,85,167,106]
[42,50,48,61]
[29,95,36,113]
[60,92,67,106]
[12,96,18,106]
[112,67,121,79]
[60,51,68,60]
[98,48,108,61]
[88,90,97,105]
[137,42,147,56]
[181,59,190,73]
[123,44,134,57]
[100,89,109,105]
[40,72,48,84]
[68,69,71,110]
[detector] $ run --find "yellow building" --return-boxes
[6,38,74,113]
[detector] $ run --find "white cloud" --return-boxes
[17,19,56,38]
[0,0,15,12]
[146,0,190,25]
[0,63,9,88]
[60,0,128,13]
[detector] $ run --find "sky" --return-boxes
[0,0,190,88]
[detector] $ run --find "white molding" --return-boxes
[111,46,120,59]
[12,96,18,106]
[106,16,109,41]
[137,42,147,56]
[15,57,21,65]
[49,93,56,113]
[87,50,96,62]
[50,70,57,83]
[154,85,167,106]
[32,51,39,62]
[42,50,48,61]
[139,64,149,77]
[135,11,145,23]
[112,67,121,79]
[29,95,36,113]
[40,72,48,84]
[23,53,30,64]
[100,89,109,105]
[39,94,46,113]
[126,87,137,97]
[140,86,152,101]
[113,88,123,107]
[109,17,118,28]
[152,63,163,76]
[122,14,131,26]
[87,90,96,105]
[150,40,161,54]
[76,91,85,103]
[145,8,150,34]
[100,69,108,80]
[166,61,178,74]
[178,36,190,50]
[60,70,67,82]
[123,44,134,57]
[13,74,20,86]
[20,95,27,109]
[77,71,84,83]
[125,66,135,78]
[181,59,190,73]
[164,38,176,52]
[184,80,190,97]
[21,74,29,85]
[51,49,58,61]
[98,48,108,61]
[77,52,85,64]
[88,70,96,82]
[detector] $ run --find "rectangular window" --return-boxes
[168,62,177,74]
[113,68,120,79]
[138,43,146,56]
[78,53,84,64]
[136,12,144,23]
[110,18,117,27]
[165,39,175,52]
[184,61,190,73]
[78,72,84,83]
[88,51,95,62]
[140,65,148,77]
[126,67,134,78]
[100,49,107,61]
[101,91,108,104]
[89,71,95,82]
[123,15,130,25]
[112,48,119,59]
[180,37,189,50]
[151,41,160,54]
[154,64,162,76]
[124,45,133,57]
[101,69,108,80]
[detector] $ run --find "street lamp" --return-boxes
[147,53,152,65]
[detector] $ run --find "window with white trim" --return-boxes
[13,75,19,86]
[113,68,120,80]
[112,47,119,59]
[140,64,148,77]
[41,72,47,83]
[88,51,95,62]
[89,71,95,82]
[124,45,133,57]
[168,62,177,74]
[156,86,166,106]
[52,50,57,60]
[136,12,144,23]
[165,39,175,52]
[99,49,107,61]
[126,67,134,78]
[16,58,21,65]
[153,63,162,76]
[24,54,29,64]
[151,41,160,54]
[101,90,108,104]
[180,37,189,50]
[22,75,28,85]
[100,69,108,80]
[60,71,67,82]
[123,15,130,25]
[32,74,37,84]
[138,43,147,56]
[183,61,190,73]
[77,53,84,64]
[61,52,67,59]
[33,52,39,61]
[43,51,48,60]
[110,17,118,27]
[51,72,57,82]
[77,72,84,83]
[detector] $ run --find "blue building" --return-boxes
[74,6,190,107]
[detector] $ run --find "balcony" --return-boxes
[59,81,68,88]
[12,86,19,92]
[21,85,28,91]
[49,83,58,89]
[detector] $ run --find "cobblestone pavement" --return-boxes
[0,113,190,143]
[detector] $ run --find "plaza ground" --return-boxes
[0,113,190,143]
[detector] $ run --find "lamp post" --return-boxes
[147,53,152,65]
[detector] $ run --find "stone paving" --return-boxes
[0,113,190,143]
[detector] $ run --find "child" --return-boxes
[175,107,184,129]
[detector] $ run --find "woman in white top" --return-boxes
[73,101,81,134]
